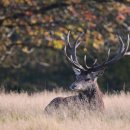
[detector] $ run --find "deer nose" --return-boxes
[69,84,76,90]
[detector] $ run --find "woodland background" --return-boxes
[0,0,130,93]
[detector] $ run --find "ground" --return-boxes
[0,90,130,130]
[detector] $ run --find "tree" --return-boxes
[0,0,130,93]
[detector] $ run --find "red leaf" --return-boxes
[84,11,96,21]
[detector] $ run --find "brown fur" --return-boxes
[44,32,129,115]
[44,83,104,115]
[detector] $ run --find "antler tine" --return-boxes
[106,35,128,61]
[86,50,98,67]
[75,32,84,48]
[92,58,98,67]
[106,48,111,61]
[126,34,130,52]
[73,32,84,62]
[125,34,130,55]
[66,31,78,62]
[84,55,91,69]
[102,48,111,65]
[84,54,98,69]
[116,35,129,57]
[91,35,130,72]
[67,31,72,48]
[64,46,85,70]
[118,35,125,54]
[65,31,130,73]
[64,31,86,71]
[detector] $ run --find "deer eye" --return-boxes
[85,78,90,81]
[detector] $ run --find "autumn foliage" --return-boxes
[0,0,130,93]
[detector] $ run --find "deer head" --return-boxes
[64,31,130,91]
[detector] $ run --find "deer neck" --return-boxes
[79,81,100,100]
[78,81,104,110]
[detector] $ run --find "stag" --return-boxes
[44,31,130,115]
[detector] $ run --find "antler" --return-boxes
[64,31,86,71]
[64,31,130,73]
[89,34,130,72]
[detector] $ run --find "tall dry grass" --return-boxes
[0,91,130,130]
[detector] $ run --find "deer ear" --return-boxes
[72,67,81,75]
[94,70,104,77]
[92,70,104,78]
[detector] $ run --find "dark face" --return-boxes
[69,68,103,91]
[70,73,96,91]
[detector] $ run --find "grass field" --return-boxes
[0,91,130,130]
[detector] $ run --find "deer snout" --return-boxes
[70,83,83,91]
[69,84,76,90]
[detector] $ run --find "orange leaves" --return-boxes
[104,23,115,33]
[115,3,130,22]
[68,5,79,18]
[84,11,96,21]
[1,0,35,6]
[88,22,96,29]
[51,40,64,49]
[116,13,126,22]
[24,0,34,5]
[25,11,33,17]
[120,7,130,14]
[85,31,104,50]
[116,7,130,22]
[2,0,9,6]
[54,31,64,39]
[30,16,37,24]
[22,47,30,53]
[68,0,80,3]
[15,0,25,3]
[49,31,65,49]
[30,15,52,24]
[108,34,118,43]
[93,31,103,41]
[116,3,130,14]
[92,31,104,49]
[0,0,130,52]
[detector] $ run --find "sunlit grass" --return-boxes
[0,91,130,130]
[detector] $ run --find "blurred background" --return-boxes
[0,0,130,94]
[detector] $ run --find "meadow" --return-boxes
[0,91,130,130]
